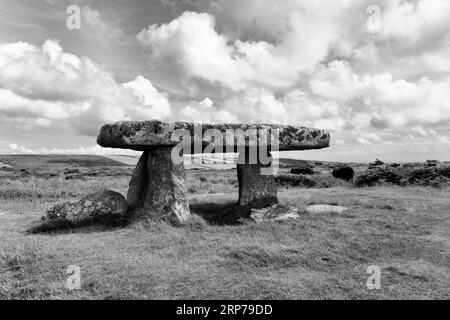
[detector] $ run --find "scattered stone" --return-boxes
[332,166,354,181]
[305,205,349,214]
[250,205,300,223]
[42,190,127,224]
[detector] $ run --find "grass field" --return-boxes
[0,155,449,299]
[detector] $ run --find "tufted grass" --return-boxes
[0,156,449,299]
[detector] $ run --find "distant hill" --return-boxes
[0,155,127,170]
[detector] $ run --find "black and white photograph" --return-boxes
[0,0,449,305]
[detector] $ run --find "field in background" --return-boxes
[0,155,449,299]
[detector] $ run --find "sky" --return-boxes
[0,0,449,162]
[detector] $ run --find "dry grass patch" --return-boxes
[0,163,449,299]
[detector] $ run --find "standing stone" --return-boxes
[128,148,190,224]
[237,150,278,207]
[127,151,149,210]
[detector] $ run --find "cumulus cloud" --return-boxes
[79,6,133,48]
[0,40,172,135]
[2,0,450,157]
[135,0,450,143]
[82,6,125,41]
[136,4,359,92]
[307,61,450,130]
[357,132,384,145]
[137,11,254,91]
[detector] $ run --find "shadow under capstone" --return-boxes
[190,200,278,226]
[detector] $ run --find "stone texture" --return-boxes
[42,190,127,224]
[305,205,349,215]
[250,205,300,223]
[127,151,149,210]
[129,148,191,224]
[97,120,330,152]
[237,152,278,207]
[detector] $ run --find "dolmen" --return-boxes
[97,121,330,224]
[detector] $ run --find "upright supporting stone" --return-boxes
[237,151,278,207]
[127,151,149,210]
[128,148,190,224]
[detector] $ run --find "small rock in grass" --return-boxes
[305,204,348,214]
[250,204,300,223]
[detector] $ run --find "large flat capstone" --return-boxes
[97,120,330,152]
[97,120,330,224]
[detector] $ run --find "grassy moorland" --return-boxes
[0,155,449,299]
